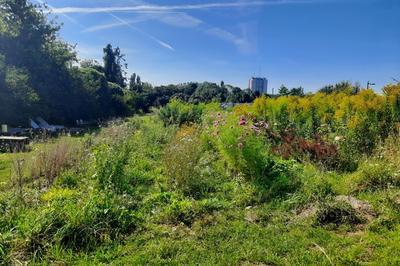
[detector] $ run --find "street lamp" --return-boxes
[367,81,375,90]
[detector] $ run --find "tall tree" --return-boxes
[279,85,289,96]
[129,72,143,93]
[103,44,126,87]
[103,44,116,83]
[290,87,304,97]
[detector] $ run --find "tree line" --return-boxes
[0,0,257,126]
[2,0,396,127]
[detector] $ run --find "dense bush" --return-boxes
[352,162,400,192]
[164,126,220,198]
[207,114,301,201]
[94,142,132,193]
[232,88,400,172]
[2,85,400,264]
[158,99,203,126]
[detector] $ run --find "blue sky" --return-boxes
[42,0,400,92]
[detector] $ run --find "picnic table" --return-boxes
[0,136,29,152]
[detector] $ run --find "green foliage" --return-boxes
[158,99,203,126]
[94,138,135,194]
[164,127,221,198]
[56,170,79,188]
[319,81,360,95]
[276,104,290,132]
[352,162,399,192]
[162,198,198,226]
[1,101,400,264]
[190,82,228,103]
[258,159,301,200]
[103,44,126,87]
[19,189,139,255]
[1,0,257,126]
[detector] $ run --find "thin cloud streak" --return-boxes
[34,0,84,27]
[50,1,313,14]
[83,12,203,33]
[205,26,254,54]
[83,17,149,32]
[109,14,174,51]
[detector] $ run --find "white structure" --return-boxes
[249,77,268,94]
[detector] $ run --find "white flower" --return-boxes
[334,136,343,141]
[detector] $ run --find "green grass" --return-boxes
[0,153,14,190]
[1,114,400,265]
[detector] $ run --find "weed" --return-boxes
[158,99,203,126]
[353,162,399,192]
[315,201,364,228]
[164,126,220,198]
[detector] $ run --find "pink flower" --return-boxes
[238,142,244,149]
[239,116,247,126]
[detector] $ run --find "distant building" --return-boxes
[249,77,268,94]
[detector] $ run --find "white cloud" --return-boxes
[34,0,85,27]
[109,13,175,51]
[155,12,203,28]
[83,12,202,33]
[206,25,255,54]
[83,16,149,32]
[57,1,298,53]
[50,1,313,14]
[157,40,175,51]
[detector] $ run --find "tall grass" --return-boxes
[2,93,400,264]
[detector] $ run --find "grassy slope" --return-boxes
[51,118,400,264]
[1,116,400,265]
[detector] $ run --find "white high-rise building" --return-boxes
[249,77,268,94]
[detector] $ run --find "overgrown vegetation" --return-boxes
[1,1,400,264]
[1,89,400,264]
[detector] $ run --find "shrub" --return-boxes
[215,117,270,180]
[351,114,379,155]
[256,159,301,201]
[56,170,79,188]
[158,99,203,126]
[273,133,341,170]
[164,126,220,198]
[93,141,132,193]
[162,198,198,226]
[352,162,400,192]
[211,116,301,201]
